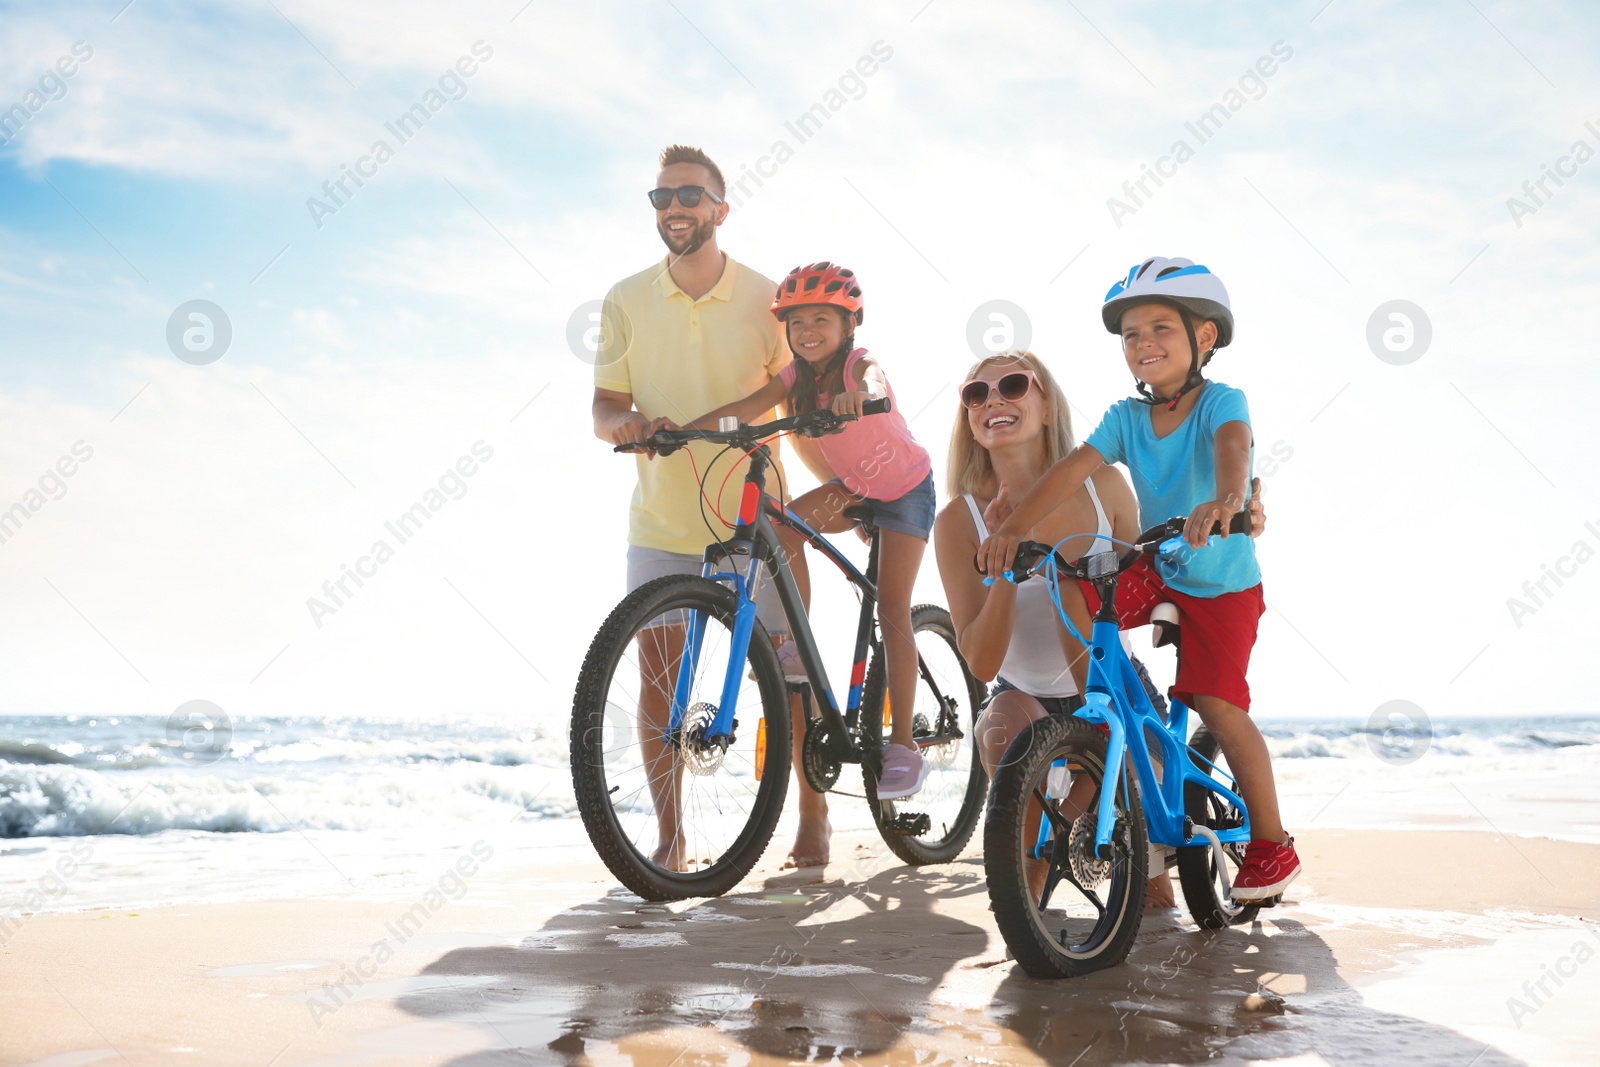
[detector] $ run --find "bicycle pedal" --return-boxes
[889,812,930,837]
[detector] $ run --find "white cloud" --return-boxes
[1,0,1597,721]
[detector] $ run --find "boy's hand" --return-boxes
[1247,477,1266,538]
[978,519,1026,581]
[1183,497,1241,547]
[830,391,872,418]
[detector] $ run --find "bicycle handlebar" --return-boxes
[613,396,892,456]
[982,510,1254,585]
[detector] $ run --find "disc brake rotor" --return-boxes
[1068,812,1113,888]
[916,710,960,768]
[680,702,727,777]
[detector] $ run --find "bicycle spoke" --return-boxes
[1032,787,1074,837]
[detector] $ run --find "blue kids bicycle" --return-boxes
[571,401,987,901]
[982,514,1271,977]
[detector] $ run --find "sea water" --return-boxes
[1,714,1595,913]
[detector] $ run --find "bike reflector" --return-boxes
[755,717,766,780]
[1086,551,1121,580]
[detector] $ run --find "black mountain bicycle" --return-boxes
[571,401,987,900]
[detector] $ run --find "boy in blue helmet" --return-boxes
[979,257,1299,901]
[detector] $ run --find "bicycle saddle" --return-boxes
[1152,602,1180,648]
[842,502,877,534]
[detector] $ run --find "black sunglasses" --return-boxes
[647,185,724,210]
[960,371,1037,409]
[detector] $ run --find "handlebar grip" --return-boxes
[862,396,891,416]
[1212,510,1252,537]
[612,437,679,456]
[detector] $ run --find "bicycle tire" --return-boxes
[571,575,791,901]
[1176,725,1261,929]
[861,605,988,864]
[860,604,988,865]
[985,714,1148,978]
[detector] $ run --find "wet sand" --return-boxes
[2,828,1597,1066]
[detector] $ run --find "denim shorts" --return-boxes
[980,658,1169,720]
[830,470,937,541]
[625,544,789,634]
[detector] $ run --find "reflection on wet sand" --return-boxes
[398,858,1527,1066]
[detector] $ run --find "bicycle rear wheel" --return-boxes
[570,575,790,901]
[861,604,988,865]
[985,714,1147,978]
[1176,725,1261,928]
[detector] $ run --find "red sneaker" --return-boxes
[1231,836,1300,901]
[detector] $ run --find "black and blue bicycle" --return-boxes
[982,515,1270,977]
[571,402,987,901]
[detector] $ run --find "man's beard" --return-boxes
[657,215,716,258]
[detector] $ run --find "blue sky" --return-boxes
[0,0,1597,723]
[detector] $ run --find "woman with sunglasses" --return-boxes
[933,351,1264,908]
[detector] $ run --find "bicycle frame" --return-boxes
[665,443,880,750]
[1039,572,1252,860]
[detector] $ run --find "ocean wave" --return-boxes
[4,713,1595,839]
[0,716,560,772]
[1259,719,1600,760]
[0,762,573,838]
[0,740,78,765]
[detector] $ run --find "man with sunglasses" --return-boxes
[592,145,834,871]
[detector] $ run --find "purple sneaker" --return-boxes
[876,743,929,800]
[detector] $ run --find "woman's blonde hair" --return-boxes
[946,350,1075,499]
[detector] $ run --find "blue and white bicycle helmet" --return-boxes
[1101,257,1233,409]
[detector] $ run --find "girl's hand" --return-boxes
[981,481,1013,534]
[830,391,872,418]
[1247,477,1267,538]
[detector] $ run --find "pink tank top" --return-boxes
[779,348,932,501]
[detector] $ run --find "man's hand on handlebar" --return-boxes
[609,413,679,457]
[611,397,892,455]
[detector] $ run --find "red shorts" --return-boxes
[1078,557,1265,712]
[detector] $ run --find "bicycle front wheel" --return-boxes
[570,575,791,901]
[984,714,1148,978]
[861,604,988,865]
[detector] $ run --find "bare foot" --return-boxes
[1024,857,1049,904]
[1144,872,1178,911]
[780,816,832,869]
[650,835,686,872]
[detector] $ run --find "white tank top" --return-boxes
[963,481,1113,699]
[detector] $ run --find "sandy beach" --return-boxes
[3,826,1596,1067]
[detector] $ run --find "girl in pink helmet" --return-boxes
[687,261,937,807]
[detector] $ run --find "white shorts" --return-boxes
[625,544,790,636]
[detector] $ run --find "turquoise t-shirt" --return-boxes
[1084,381,1262,598]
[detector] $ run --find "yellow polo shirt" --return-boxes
[596,254,791,556]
